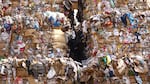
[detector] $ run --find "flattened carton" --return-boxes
[16,68,28,77]
[0,42,5,49]
[24,29,36,37]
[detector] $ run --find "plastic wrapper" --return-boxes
[47,67,56,79]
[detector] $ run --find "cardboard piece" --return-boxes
[24,29,36,37]
[0,42,5,49]
[16,68,28,77]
